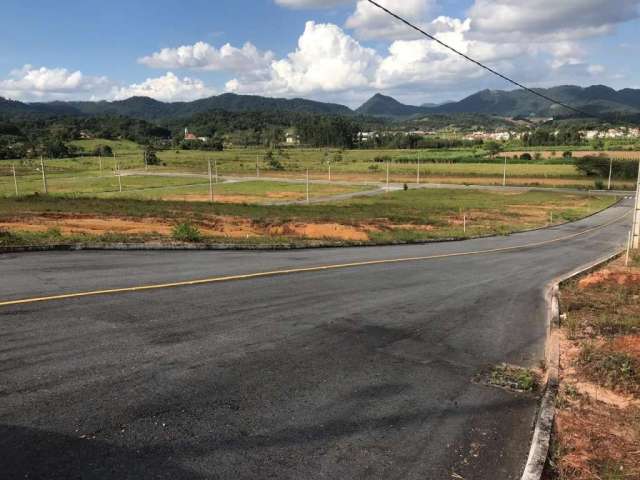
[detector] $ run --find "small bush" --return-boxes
[562,151,573,158]
[594,179,605,190]
[268,158,285,170]
[520,153,532,161]
[172,222,202,242]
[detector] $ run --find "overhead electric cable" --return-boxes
[366,0,598,118]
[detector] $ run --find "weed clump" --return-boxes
[172,222,202,242]
[488,363,538,392]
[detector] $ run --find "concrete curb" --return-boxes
[520,249,624,480]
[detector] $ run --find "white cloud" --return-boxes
[112,72,215,102]
[468,0,640,41]
[0,65,111,101]
[139,41,274,79]
[274,0,353,7]
[227,21,380,96]
[346,0,434,40]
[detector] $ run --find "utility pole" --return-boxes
[40,156,48,194]
[12,164,18,196]
[632,159,640,248]
[99,154,103,176]
[256,154,260,178]
[144,150,148,171]
[214,159,219,184]
[607,157,613,190]
[208,159,214,203]
[306,169,310,204]
[417,156,421,185]
[328,163,331,182]
[503,156,507,187]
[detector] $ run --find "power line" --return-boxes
[366,0,597,118]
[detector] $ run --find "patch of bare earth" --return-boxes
[0,214,370,241]
[547,257,640,479]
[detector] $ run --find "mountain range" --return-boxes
[2,85,640,121]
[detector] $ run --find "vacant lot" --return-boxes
[0,189,616,247]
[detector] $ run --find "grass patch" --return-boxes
[487,363,539,392]
[578,343,640,395]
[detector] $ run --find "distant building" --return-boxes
[285,130,300,145]
[184,128,198,141]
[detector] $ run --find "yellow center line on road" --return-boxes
[0,210,632,308]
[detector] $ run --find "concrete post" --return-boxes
[12,164,18,196]
[607,157,613,190]
[40,156,48,194]
[503,156,507,187]
[208,160,214,203]
[386,161,390,191]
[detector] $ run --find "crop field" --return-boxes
[2,139,638,191]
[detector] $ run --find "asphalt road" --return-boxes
[0,197,633,480]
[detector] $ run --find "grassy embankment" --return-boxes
[545,252,640,480]
[0,188,617,247]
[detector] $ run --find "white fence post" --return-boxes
[40,156,48,194]
[12,164,18,196]
[208,160,214,203]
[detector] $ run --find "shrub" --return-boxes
[172,222,202,242]
[373,155,392,163]
[562,151,573,158]
[594,179,605,190]
[520,153,532,161]
[268,158,285,170]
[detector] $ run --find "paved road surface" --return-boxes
[0,198,633,479]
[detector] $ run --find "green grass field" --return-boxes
[1,141,637,198]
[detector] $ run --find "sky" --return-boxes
[1,0,639,108]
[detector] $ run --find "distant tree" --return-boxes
[144,145,160,165]
[93,145,113,157]
[485,141,503,157]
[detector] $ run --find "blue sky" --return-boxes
[1,0,638,107]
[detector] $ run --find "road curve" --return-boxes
[0,198,633,480]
